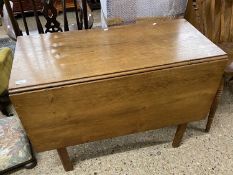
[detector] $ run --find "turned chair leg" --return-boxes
[172,123,188,148]
[57,147,73,171]
[205,79,224,132]
[228,76,233,92]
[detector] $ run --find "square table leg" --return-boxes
[57,147,74,171]
[172,123,188,148]
[205,78,224,132]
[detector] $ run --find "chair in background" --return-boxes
[185,0,233,132]
[3,0,93,39]
[0,114,37,174]
[87,0,100,10]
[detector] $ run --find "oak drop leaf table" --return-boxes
[9,19,227,171]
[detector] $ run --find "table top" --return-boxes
[9,19,226,94]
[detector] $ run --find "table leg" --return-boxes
[205,78,224,132]
[172,123,187,148]
[57,147,74,171]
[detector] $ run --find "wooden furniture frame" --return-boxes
[3,0,92,39]
[87,0,100,10]
[185,0,233,132]
[0,136,37,174]
[11,0,43,15]
[9,20,227,171]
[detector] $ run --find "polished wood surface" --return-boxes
[9,19,226,94]
[9,20,228,171]
[10,59,227,152]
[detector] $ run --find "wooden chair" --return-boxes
[3,0,93,39]
[185,0,233,132]
[87,0,100,10]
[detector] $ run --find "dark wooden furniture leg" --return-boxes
[57,148,73,171]
[0,91,10,115]
[82,0,88,29]
[205,79,224,132]
[172,123,188,148]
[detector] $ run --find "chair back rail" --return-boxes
[18,0,29,35]
[3,0,91,38]
[82,0,88,29]
[62,0,69,31]
[73,0,82,30]
[3,0,22,37]
[31,0,44,34]
[185,0,233,43]
[43,0,63,33]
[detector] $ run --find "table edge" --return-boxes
[9,55,228,94]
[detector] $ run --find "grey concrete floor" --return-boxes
[0,21,8,38]
[11,86,233,175]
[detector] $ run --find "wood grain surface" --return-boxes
[213,0,221,43]
[10,59,227,152]
[221,0,232,42]
[186,0,233,43]
[9,19,226,93]
[9,19,228,153]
